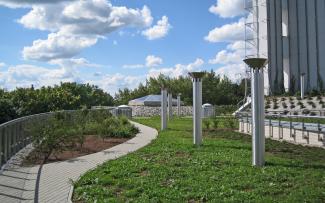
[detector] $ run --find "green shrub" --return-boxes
[203,119,211,131]
[27,110,137,163]
[212,118,219,129]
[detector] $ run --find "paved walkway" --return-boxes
[0,121,158,203]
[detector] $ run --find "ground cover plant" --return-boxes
[73,117,325,202]
[25,110,138,164]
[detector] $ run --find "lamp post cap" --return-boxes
[301,73,306,76]
[188,72,205,79]
[243,58,268,69]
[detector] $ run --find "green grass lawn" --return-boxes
[73,117,325,202]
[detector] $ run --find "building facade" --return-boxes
[247,0,325,95]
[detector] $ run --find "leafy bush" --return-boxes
[203,119,211,131]
[212,118,219,129]
[215,105,237,115]
[27,110,138,163]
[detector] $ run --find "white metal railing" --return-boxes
[236,112,325,147]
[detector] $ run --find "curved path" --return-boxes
[0,121,158,203]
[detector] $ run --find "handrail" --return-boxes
[236,112,325,120]
[0,108,132,170]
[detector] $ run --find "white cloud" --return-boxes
[209,0,246,18]
[122,64,145,69]
[50,58,103,68]
[227,40,246,50]
[209,50,243,65]
[205,17,246,43]
[87,73,144,95]
[0,62,6,68]
[146,55,163,67]
[215,63,246,82]
[209,40,246,65]
[0,64,79,90]
[23,33,98,61]
[148,58,204,78]
[18,0,154,61]
[142,16,171,40]
[0,0,71,8]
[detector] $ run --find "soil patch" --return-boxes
[23,135,131,166]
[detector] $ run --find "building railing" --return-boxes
[0,107,132,169]
[236,112,325,147]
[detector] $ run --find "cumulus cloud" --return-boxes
[209,0,246,18]
[123,55,163,69]
[142,16,171,40]
[0,0,72,8]
[209,40,245,65]
[122,64,145,69]
[205,17,246,43]
[0,64,79,90]
[215,63,246,82]
[0,62,6,68]
[18,0,154,61]
[23,33,98,61]
[0,62,143,95]
[146,55,163,67]
[50,58,103,68]
[148,58,204,78]
[87,73,144,95]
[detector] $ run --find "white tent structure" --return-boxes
[128,95,179,107]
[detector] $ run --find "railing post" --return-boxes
[301,73,305,99]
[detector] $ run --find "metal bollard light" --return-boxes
[189,72,205,146]
[244,58,268,167]
[161,87,168,130]
[168,93,173,120]
[177,93,181,117]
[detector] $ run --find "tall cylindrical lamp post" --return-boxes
[244,58,268,167]
[301,73,305,99]
[189,72,205,146]
[161,87,168,130]
[177,93,181,117]
[168,93,173,120]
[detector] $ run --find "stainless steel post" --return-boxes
[189,72,205,146]
[161,88,168,130]
[177,93,181,117]
[301,73,305,99]
[244,58,268,167]
[168,93,173,120]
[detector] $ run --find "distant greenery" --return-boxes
[73,117,325,202]
[114,71,247,106]
[0,83,114,124]
[0,72,247,124]
[27,110,138,163]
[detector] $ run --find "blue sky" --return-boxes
[0,0,247,95]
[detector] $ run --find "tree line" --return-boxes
[0,83,114,124]
[0,71,247,124]
[115,71,247,106]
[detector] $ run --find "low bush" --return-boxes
[27,110,138,163]
[203,119,211,131]
[215,105,237,116]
